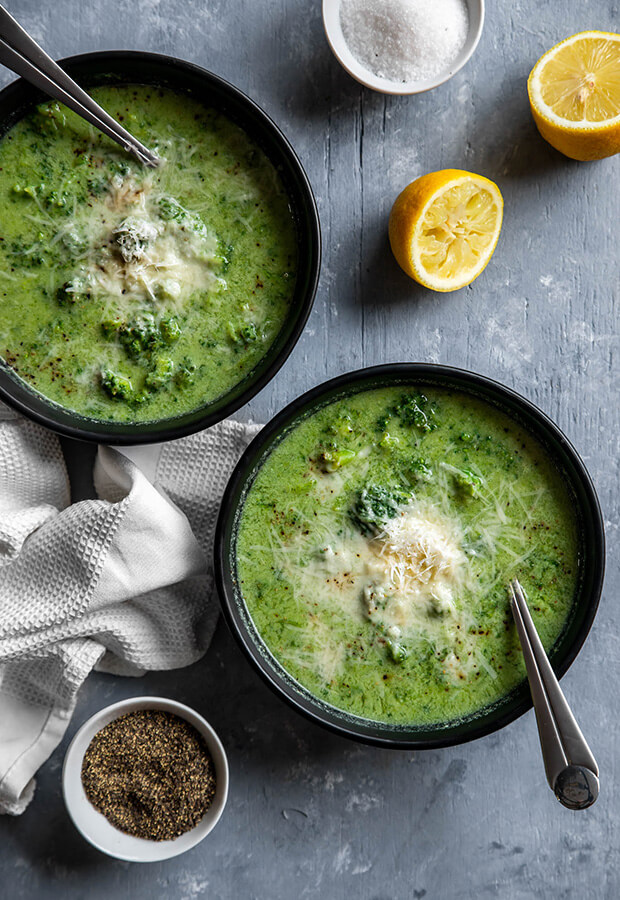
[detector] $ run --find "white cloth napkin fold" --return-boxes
[0,402,260,815]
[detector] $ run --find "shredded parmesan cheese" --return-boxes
[57,174,224,318]
[377,505,466,598]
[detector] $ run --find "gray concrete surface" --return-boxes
[1,0,619,897]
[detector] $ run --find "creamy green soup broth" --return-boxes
[0,86,297,423]
[237,386,580,726]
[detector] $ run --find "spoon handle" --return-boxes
[510,579,598,803]
[0,5,158,167]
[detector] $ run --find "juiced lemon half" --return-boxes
[388,169,504,292]
[528,31,620,161]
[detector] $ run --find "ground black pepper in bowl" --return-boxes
[81,709,217,841]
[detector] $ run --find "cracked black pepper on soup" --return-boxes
[81,709,217,841]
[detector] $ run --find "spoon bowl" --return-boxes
[554,765,599,810]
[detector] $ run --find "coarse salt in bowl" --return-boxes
[323,0,485,94]
[62,696,229,862]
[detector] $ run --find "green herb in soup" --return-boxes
[0,86,297,423]
[236,387,580,726]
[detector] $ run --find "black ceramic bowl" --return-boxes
[215,364,605,749]
[0,51,320,444]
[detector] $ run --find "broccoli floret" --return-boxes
[118,315,162,359]
[158,195,209,239]
[175,357,196,387]
[114,216,158,262]
[157,196,185,221]
[145,357,174,390]
[101,369,133,400]
[386,638,409,663]
[179,210,209,242]
[240,322,258,343]
[403,456,433,483]
[316,446,357,473]
[393,392,436,432]
[101,316,180,362]
[160,317,182,344]
[227,320,260,345]
[452,467,483,497]
[350,485,409,536]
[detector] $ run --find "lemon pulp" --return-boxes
[538,35,620,123]
[388,170,503,292]
[419,182,500,285]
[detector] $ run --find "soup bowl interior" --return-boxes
[0,51,320,444]
[215,364,604,749]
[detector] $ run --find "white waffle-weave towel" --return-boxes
[0,402,260,814]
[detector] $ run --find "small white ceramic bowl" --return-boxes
[62,696,229,863]
[323,0,484,95]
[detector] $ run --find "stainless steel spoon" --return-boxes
[509,578,599,810]
[0,4,158,167]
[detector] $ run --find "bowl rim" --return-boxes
[322,0,485,95]
[0,50,321,444]
[62,695,229,862]
[214,362,605,750]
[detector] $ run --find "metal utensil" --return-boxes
[509,578,599,810]
[0,5,158,167]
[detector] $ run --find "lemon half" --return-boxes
[388,169,504,293]
[528,31,620,161]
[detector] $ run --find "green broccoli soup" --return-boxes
[236,386,580,726]
[0,86,297,423]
